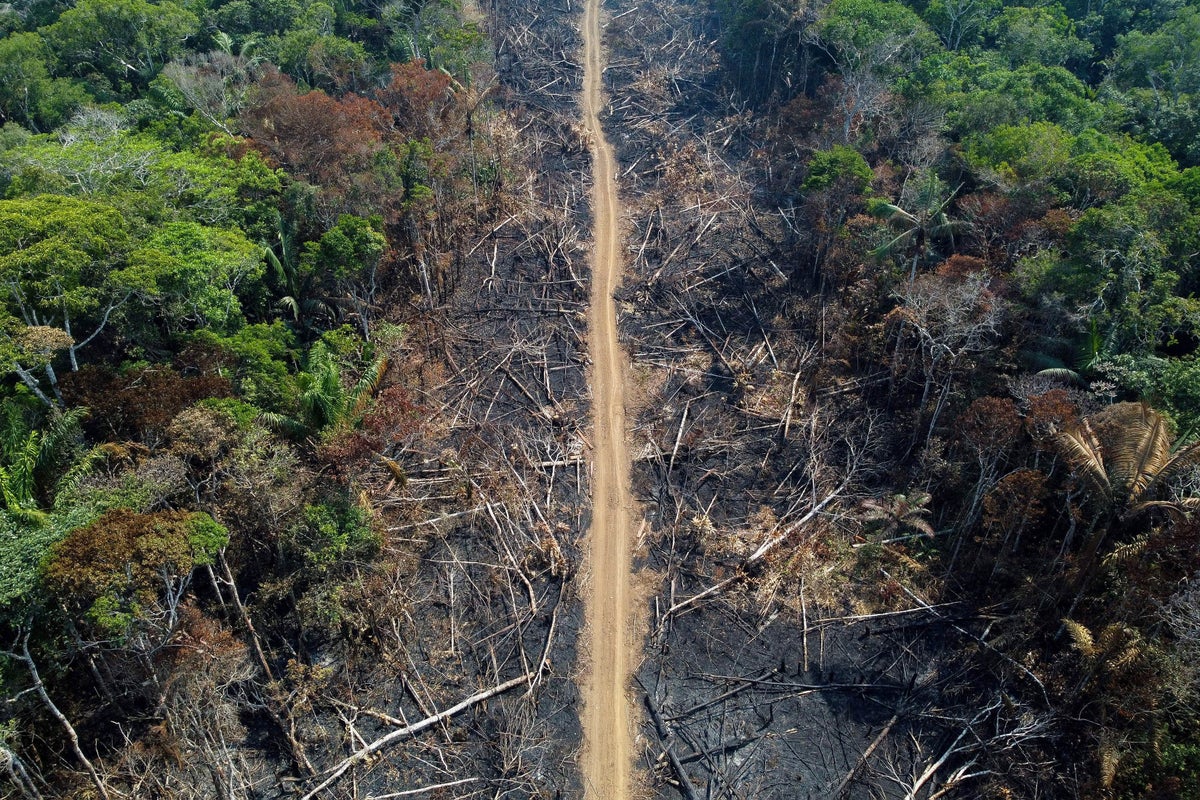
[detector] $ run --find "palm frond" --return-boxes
[869,202,918,228]
[52,444,109,505]
[37,407,87,471]
[346,356,388,424]
[377,454,407,487]
[1155,439,1200,488]
[263,245,286,282]
[1,432,41,511]
[1056,422,1110,499]
[276,295,301,321]
[1063,618,1096,658]
[1123,404,1171,503]
[258,411,309,439]
[870,229,918,260]
[1035,367,1085,386]
[1127,497,1200,522]
[1102,534,1149,565]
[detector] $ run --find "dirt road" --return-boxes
[579,0,637,796]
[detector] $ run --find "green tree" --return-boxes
[4,114,283,233]
[924,0,998,50]
[0,195,134,403]
[42,0,199,95]
[126,221,264,335]
[1065,197,1200,358]
[1107,7,1200,163]
[987,5,1092,69]
[0,32,89,131]
[298,214,387,339]
[1111,7,1200,109]
[817,0,940,142]
[964,120,1074,186]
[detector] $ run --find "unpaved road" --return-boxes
[580,0,637,796]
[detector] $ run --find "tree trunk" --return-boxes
[6,636,112,800]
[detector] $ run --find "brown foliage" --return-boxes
[316,385,425,475]
[44,509,201,616]
[377,60,456,141]
[1024,388,1079,444]
[958,396,1023,454]
[935,254,989,280]
[982,468,1048,537]
[239,68,390,207]
[60,365,231,443]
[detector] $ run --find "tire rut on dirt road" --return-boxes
[580,0,638,796]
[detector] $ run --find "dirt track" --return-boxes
[579,0,637,796]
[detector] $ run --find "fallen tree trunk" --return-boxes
[298,672,534,800]
[664,480,849,620]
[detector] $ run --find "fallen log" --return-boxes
[298,672,534,800]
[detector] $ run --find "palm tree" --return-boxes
[1055,402,1200,602]
[263,212,338,342]
[1056,402,1200,521]
[869,172,967,282]
[0,406,90,524]
[261,342,388,439]
[859,491,936,543]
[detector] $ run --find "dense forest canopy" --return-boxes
[4,0,1200,794]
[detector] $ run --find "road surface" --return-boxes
[580,0,637,796]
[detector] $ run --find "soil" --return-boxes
[579,0,640,796]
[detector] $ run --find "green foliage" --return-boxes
[261,333,386,436]
[0,32,90,132]
[910,49,1100,135]
[126,221,264,334]
[276,28,372,91]
[1163,166,1200,210]
[198,396,266,429]
[299,214,386,282]
[923,0,999,50]
[986,5,1092,69]
[184,512,229,565]
[0,511,60,611]
[382,0,486,80]
[41,0,200,97]
[803,145,873,194]
[1055,194,1200,357]
[1095,354,1200,438]
[964,120,1074,185]
[1110,7,1200,103]
[818,0,938,75]
[188,321,299,411]
[287,500,377,572]
[3,118,284,232]
[1104,6,1200,164]
[1113,726,1200,798]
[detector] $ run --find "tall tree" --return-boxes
[42,0,199,95]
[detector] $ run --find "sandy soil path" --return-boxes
[579,0,637,796]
